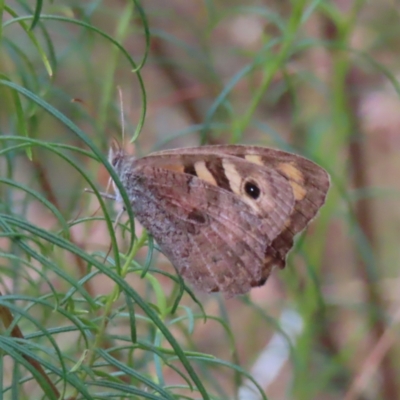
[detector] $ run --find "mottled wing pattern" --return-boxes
[116,152,296,296]
[149,145,330,277]
[111,145,330,296]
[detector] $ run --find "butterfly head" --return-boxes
[108,140,126,173]
[107,139,131,203]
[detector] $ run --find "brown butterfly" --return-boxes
[108,144,330,297]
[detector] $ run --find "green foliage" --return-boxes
[1,1,399,399]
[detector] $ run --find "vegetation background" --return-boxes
[0,0,399,399]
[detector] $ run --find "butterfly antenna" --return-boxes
[103,87,130,264]
[105,177,113,197]
[117,86,125,146]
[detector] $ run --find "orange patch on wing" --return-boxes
[291,181,306,201]
[283,217,292,229]
[162,164,185,173]
[194,161,218,186]
[245,154,264,166]
[278,162,306,201]
[278,162,304,183]
[221,159,242,195]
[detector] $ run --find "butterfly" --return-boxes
[108,144,330,297]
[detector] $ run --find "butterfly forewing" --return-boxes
[151,145,330,271]
[111,145,330,296]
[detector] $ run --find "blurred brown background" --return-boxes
[2,1,400,399]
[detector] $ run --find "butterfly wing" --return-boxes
[150,145,330,271]
[118,152,296,296]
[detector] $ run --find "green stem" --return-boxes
[234,0,307,140]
